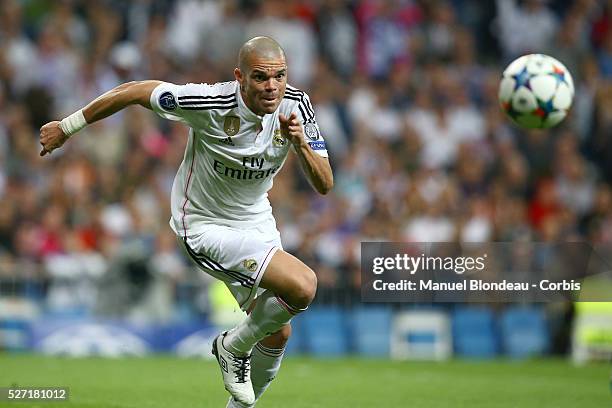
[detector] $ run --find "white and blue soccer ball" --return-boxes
[498,54,574,129]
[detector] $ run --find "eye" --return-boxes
[276,73,285,79]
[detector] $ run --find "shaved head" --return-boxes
[235,36,287,115]
[238,36,286,73]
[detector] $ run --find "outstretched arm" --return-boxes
[39,80,162,156]
[279,113,333,195]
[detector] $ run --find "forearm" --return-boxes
[82,80,161,124]
[293,140,333,195]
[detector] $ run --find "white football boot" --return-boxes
[226,396,253,408]
[212,331,255,405]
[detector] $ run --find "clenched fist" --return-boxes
[278,113,305,147]
[39,121,69,156]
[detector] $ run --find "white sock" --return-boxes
[252,343,284,400]
[223,290,303,356]
[227,343,285,408]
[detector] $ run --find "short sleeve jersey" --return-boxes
[149,81,328,236]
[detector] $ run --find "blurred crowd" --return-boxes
[0,0,611,322]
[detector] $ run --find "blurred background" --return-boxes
[0,0,611,363]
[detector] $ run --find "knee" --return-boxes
[287,268,317,310]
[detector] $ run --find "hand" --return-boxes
[39,121,69,156]
[279,113,304,147]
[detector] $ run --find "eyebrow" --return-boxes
[251,69,286,77]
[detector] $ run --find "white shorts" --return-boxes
[180,219,281,311]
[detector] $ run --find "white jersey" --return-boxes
[150,80,328,236]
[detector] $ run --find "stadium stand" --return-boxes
[500,306,549,359]
[391,309,452,360]
[349,306,393,357]
[452,307,498,358]
[302,307,349,356]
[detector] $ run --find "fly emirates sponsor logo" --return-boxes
[212,157,280,181]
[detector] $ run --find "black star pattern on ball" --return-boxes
[512,67,531,90]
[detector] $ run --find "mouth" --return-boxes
[262,95,277,104]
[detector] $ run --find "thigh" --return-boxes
[181,224,281,311]
[259,249,316,296]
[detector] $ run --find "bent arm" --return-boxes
[82,80,162,124]
[39,80,162,156]
[293,140,334,195]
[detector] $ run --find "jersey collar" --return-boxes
[236,82,264,123]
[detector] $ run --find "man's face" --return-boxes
[235,55,287,115]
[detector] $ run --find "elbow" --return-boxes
[317,176,334,195]
[317,163,334,195]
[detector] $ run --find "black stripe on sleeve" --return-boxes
[298,99,314,123]
[181,104,238,110]
[284,96,308,122]
[288,89,315,120]
[179,98,237,106]
[178,93,235,101]
[283,95,312,123]
[284,90,303,100]
[303,97,315,120]
[285,86,303,95]
[298,103,310,123]
[284,89,315,122]
[283,95,301,102]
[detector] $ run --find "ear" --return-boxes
[234,68,243,84]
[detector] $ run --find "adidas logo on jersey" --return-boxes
[220,137,235,146]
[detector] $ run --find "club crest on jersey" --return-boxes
[304,123,319,140]
[224,116,240,136]
[272,129,287,147]
[243,259,258,272]
[159,91,177,111]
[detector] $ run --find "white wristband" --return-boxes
[59,109,87,137]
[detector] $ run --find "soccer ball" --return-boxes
[498,54,574,129]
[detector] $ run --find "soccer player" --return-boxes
[39,36,333,407]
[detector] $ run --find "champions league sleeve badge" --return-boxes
[158,91,177,111]
[304,123,320,141]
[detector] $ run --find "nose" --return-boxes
[264,78,276,91]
